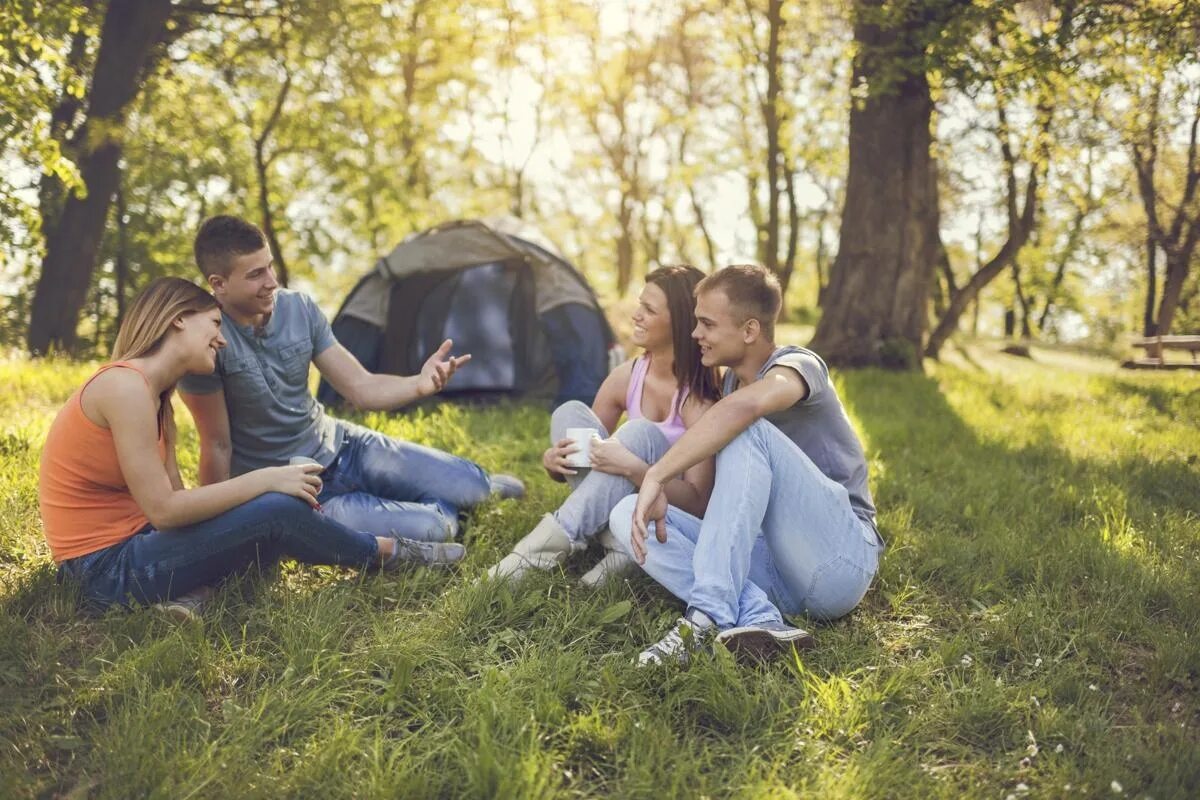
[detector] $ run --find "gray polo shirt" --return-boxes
[723,346,878,533]
[179,289,343,475]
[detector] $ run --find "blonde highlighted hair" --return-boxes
[112,277,219,360]
[111,277,219,438]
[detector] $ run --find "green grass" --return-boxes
[1,347,1197,798]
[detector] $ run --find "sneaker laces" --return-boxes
[639,613,713,666]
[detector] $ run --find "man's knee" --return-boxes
[607,495,638,556]
[614,419,668,462]
[714,419,771,472]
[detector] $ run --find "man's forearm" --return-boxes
[346,374,425,411]
[198,444,232,486]
[645,395,760,484]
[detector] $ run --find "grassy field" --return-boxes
[0,347,1197,799]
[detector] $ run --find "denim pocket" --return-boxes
[65,544,129,610]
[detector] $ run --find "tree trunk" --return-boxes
[924,213,1037,357]
[114,178,128,333]
[811,1,940,368]
[1155,252,1193,337]
[1011,261,1033,339]
[925,88,1048,359]
[616,195,635,295]
[762,0,782,278]
[28,0,174,355]
[252,66,294,288]
[1143,237,1159,336]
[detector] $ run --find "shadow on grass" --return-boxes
[840,367,1200,651]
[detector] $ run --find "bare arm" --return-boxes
[644,368,807,485]
[585,395,715,518]
[314,339,469,411]
[163,408,185,491]
[590,360,631,433]
[179,388,232,485]
[94,371,322,530]
[629,368,808,562]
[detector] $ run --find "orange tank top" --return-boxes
[39,362,167,563]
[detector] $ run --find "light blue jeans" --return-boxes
[317,421,494,542]
[548,401,669,544]
[609,418,881,627]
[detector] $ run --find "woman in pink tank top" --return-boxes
[487,266,722,587]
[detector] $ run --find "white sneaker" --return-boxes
[715,620,814,661]
[579,527,637,588]
[485,514,584,582]
[637,609,717,667]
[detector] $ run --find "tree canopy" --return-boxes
[2,0,1198,363]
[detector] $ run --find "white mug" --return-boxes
[564,427,600,468]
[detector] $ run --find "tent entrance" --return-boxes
[382,260,546,396]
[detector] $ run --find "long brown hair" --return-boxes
[112,277,219,439]
[645,265,721,407]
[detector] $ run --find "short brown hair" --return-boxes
[695,264,781,341]
[194,215,267,278]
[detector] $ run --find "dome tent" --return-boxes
[317,217,618,408]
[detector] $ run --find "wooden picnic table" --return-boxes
[1125,334,1200,370]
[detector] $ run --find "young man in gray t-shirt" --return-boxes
[179,216,524,565]
[609,264,884,665]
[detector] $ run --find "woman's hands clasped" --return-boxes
[543,434,647,480]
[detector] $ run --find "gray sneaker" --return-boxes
[637,609,717,667]
[715,620,814,661]
[489,474,526,500]
[152,587,212,621]
[383,536,466,569]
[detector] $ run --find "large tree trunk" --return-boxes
[810,0,939,368]
[28,0,174,355]
[762,0,782,279]
[1155,252,1194,337]
[1143,237,1159,336]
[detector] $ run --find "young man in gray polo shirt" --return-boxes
[179,216,524,565]
[608,264,884,665]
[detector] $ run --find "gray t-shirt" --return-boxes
[723,346,878,532]
[179,289,343,475]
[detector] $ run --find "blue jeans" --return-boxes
[57,493,380,610]
[609,419,881,626]
[548,401,669,544]
[317,421,493,542]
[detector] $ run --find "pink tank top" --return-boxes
[625,356,689,444]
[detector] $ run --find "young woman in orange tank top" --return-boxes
[40,277,460,613]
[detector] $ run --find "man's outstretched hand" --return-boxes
[631,475,669,564]
[418,339,471,397]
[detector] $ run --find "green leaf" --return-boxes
[596,600,632,625]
